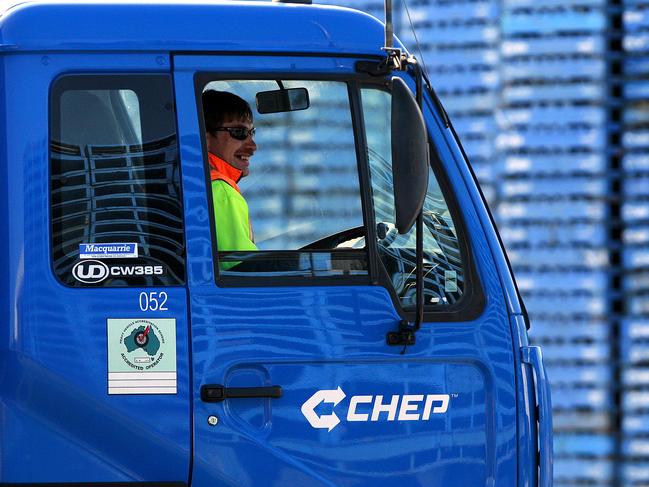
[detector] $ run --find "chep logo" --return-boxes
[301,387,347,432]
[301,387,451,432]
[72,260,109,283]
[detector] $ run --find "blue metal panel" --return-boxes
[521,345,554,487]
[175,52,522,486]
[0,2,386,56]
[0,52,190,482]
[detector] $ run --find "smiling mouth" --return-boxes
[236,154,252,164]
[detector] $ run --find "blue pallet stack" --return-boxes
[396,0,501,205]
[313,0,645,485]
[622,1,649,484]
[498,1,614,486]
[316,0,502,205]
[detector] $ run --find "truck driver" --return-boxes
[202,89,258,254]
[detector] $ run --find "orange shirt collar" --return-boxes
[209,153,242,193]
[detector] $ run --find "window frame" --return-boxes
[194,70,485,322]
[48,73,187,288]
[195,72,374,288]
[359,80,485,322]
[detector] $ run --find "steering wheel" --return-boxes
[300,222,404,251]
[300,226,366,250]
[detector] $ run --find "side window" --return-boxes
[200,79,368,279]
[50,75,185,286]
[362,87,465,308]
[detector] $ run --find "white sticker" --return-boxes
[444,270,457,292]
[107,318,177,395]
[80,243,138,259]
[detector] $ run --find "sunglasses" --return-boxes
[212,127,256,141]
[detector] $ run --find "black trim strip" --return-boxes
[349,81,380,283]
[174,50,385,60]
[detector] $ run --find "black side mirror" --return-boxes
[256,88,310,114]
[391,77,429,234]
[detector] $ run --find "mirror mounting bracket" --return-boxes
[356,53,418,77]
[387,320,417,351]
[381,47,404,71]
[382,48,418,72]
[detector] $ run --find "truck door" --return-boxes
[2,58,190,483]
[174,55,518,487]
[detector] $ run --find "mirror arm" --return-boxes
[386,66,430,350]
[413,61,425,331]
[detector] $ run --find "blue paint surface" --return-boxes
[0,2,548,485]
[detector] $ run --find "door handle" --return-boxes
[201,384,282,403]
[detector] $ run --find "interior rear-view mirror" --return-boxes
[256,88,309,114]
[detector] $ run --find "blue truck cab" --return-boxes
[0,1,552,486]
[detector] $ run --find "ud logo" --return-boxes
[72,260,109,284]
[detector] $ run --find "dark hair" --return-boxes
[202,90,253,133]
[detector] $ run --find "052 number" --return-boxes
[139,291,169,311]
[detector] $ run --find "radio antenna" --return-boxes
[384,0,393,48]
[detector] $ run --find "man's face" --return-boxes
[206,117,257,178]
